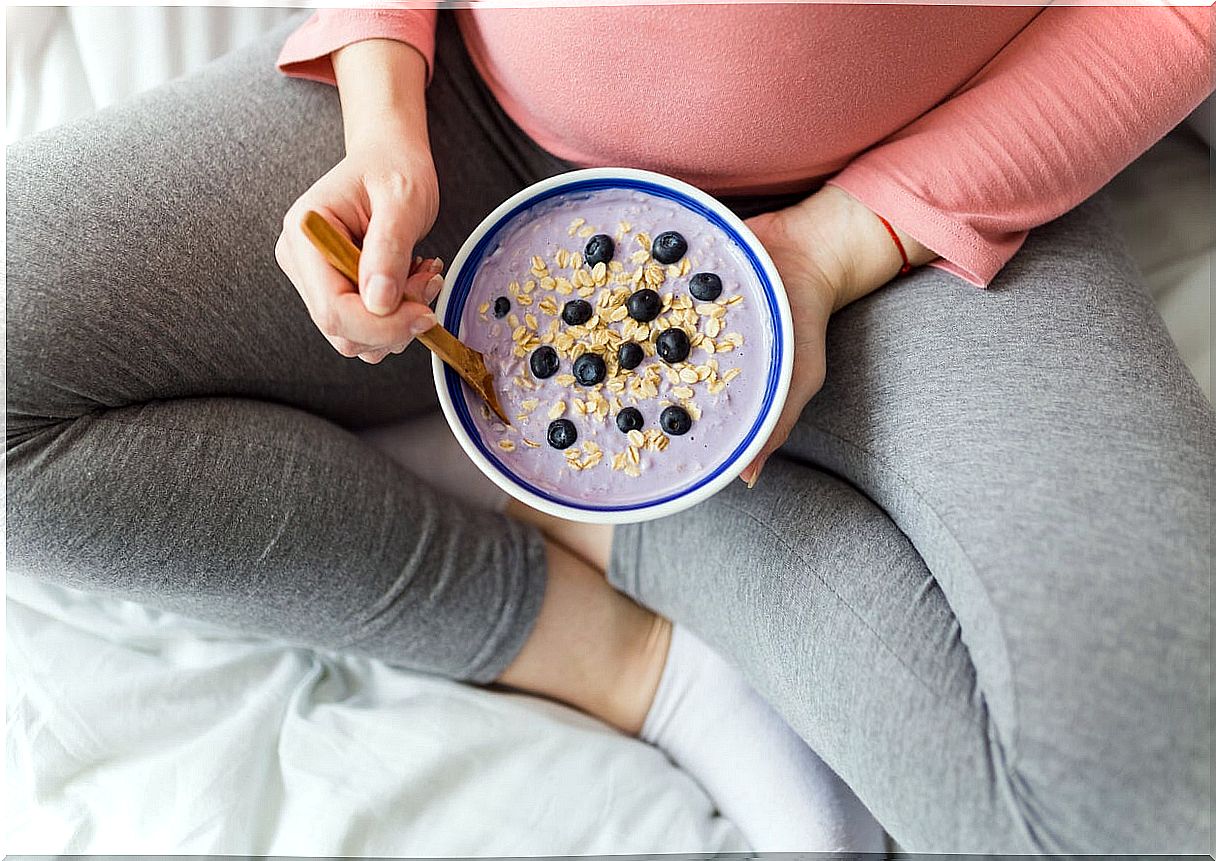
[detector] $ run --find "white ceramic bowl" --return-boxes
[432,167,793,524]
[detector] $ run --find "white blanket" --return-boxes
[7,572,746,855]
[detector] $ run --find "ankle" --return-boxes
[606,609,672,736]
[506,499,615,573]
[496,538,671,735]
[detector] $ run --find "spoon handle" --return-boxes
[300,211,455,367]
[299,210,512,425]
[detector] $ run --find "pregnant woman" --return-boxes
[8,6,1212,852]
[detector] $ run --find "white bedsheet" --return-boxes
[5,7,1211,856]
[6,572,745,855]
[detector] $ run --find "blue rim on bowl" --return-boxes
[433,168,792,524]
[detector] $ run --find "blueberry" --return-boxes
[656,327,691,364]
[572,353,607,386]
[493,296,511,318]
[689,272,723,301]
[617,341,644,371]
[584,234,615,267]
[616,407,644,433]
[660,405,692,436]
[652,231,687,265]
[547,419,578,450]
[626,288,662,322]
[529,346,560,379]
[561,299,593,326]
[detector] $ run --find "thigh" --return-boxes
[5,13,569,442]
[7,16,374,437]
[786,192,1210,849]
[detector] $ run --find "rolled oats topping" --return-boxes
[462,187,769,506]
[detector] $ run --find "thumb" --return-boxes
[739,408,798,489]
[359,199,417,317]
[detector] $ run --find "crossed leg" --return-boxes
[607,194,1211,852]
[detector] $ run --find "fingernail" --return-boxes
[364,274,398,315]
[429,257,444,274]
[424,274,444,303]
[410,311,437,336]
[741,459,764,489]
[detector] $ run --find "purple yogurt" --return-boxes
[458,186,771,508]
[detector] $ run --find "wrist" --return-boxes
[333,39,431,156]
[786,185,934,311]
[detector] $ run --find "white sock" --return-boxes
[642,624,886,852]
[359,412,510,513]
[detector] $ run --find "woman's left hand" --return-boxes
[739,206,837,486]
[740,186,935,486]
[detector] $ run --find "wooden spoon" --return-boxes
[300,210,510,425]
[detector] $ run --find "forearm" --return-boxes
[827,6,1213,286]
[332,39,431,156]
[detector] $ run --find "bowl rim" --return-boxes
[432,167,793,524]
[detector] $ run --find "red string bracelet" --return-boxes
[876,214,912,276]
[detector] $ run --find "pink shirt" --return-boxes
[279,5,1213,286]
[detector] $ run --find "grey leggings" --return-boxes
[6,13,1210,854]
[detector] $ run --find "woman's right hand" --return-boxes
[274,38,441,364]
[276,146,441,364]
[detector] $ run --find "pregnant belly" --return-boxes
[458,4,1037,195]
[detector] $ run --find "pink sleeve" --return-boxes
[276,7,438,86]
[827,7,1214,287]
